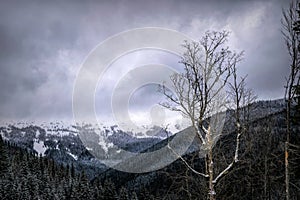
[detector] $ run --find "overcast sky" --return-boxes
[0,0,291,126]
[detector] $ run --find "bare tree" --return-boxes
[161,31,244,200]
[282,1,300,199]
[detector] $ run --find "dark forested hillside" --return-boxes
[0,136,139,200]
[92,101,300,199]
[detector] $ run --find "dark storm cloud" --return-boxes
[0,0,291,122]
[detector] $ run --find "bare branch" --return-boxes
[167,143,209,178]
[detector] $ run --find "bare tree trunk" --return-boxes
[285,141,290,200]
[285,49,293,200]
[207,132,216,200]
[282,1,300,198]
[208,155,216,200]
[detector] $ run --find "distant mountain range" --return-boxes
[0,121,172,178]
[0,98,287,179]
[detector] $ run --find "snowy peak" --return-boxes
[0,122,169,160]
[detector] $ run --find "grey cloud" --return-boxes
[0,0,291,122]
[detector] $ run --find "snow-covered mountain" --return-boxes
[0,122,171,178]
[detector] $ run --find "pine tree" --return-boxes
[92,178,105,200]
[75,171,93,200]
[103,179,118,200]
[131,192,139,200]
[71,163,75,178]
[139,187,153,200]
[119,186,130,200]
[0,135,9,177]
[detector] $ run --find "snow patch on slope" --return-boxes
[67,152,78,161]
[0,130,9,141]
[33,139,47,156]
